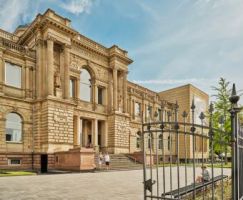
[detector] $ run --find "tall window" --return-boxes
[146,105,152,121]
[5,62,21,88]
[80,69,91,102]
[70,79,75,98]
[97,87,104,105]
[135,102,141,117]
[6,113,22,142]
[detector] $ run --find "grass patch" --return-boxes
[0,170,36,177]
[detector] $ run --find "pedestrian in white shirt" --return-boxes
[104,152,110,170]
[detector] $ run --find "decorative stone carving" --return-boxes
[54,71,61,89]
[54,114,67,123]
[70,54,87,71]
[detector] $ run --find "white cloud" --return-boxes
[0,0,34,32]
[60,0,94,15]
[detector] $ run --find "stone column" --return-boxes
[64,45,70,99]
[47,38,54,96]
[79,118,83,147]
[36,40,42,98]
[76,77,80,100]
[76,116,80,146]
[104,121,108,148]
[21,62,26,97]
[113,67,118,111]
[92,79,97,110]
[25,62,30,98]
[92,119,98,151]
[123,71,128,113]
[0,50,3,94]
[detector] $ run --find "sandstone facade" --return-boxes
[0,9,209,171]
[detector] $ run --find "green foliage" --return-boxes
[211,78,231,155]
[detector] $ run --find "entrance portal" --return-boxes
[40,154,48,173]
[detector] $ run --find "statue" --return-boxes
[54,71,61,89]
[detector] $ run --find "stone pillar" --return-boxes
[25,63,30,98]
[0,50,3,94]
[92,79,97,109]
[64,45,70,99]
[47,38,54,96]
[113,68,118,111]
[36,40,42,98]
[104,121,108,148]
[76,77,80,100]
[123,71,127,113]
[76,116,80,146]
[80,118,83,147]
[92,119,98,151]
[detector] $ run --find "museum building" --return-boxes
[0,9,209,171]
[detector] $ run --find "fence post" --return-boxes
[229,83,240,200]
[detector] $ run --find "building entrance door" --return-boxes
[41,154,48,173]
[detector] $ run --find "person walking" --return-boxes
[104,152,110,170]
[98,152,103,170]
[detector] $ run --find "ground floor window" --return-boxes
[8,159,21,165]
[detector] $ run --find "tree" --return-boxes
[211,78,231,162]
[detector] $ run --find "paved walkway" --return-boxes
[0,167,230,200]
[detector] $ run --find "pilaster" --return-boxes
[0,50,3,94]
[64,44,70,99]
[113,67,118,111]
[47,38,54,96]
[123,71,128,113]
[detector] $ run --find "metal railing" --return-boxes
[142,84,242,200]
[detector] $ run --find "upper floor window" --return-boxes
[80,69,91,102]
[6,113,22,142]
[135,102,141,117]
[146,105,152,121]
[5,62,21,88]
[70,79,75,98]
[97,87,104,105]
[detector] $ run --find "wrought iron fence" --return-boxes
[142,84,242,200]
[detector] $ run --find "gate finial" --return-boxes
[229,83,240,105]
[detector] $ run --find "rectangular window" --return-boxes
[135,102,141,117]
[70,79,75,98]
[5,62,21,88]
[8,159,21,165]
[98,87,103,105]
[147,105,152,121]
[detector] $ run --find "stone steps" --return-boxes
[95,154,142,171]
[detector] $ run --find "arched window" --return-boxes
[6,113,22,142]
[80,68,92,102]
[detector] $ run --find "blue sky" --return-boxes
[0,0,243,102]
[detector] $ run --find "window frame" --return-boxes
[97,86,104,105]
[4,61,22,89]
[69,78,76,98]
[8,158,21,166]
[5,112,23,143]
[80,68,92,102]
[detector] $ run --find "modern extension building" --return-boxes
[0,9,208,171]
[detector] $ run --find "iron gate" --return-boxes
[142,84,242,200]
